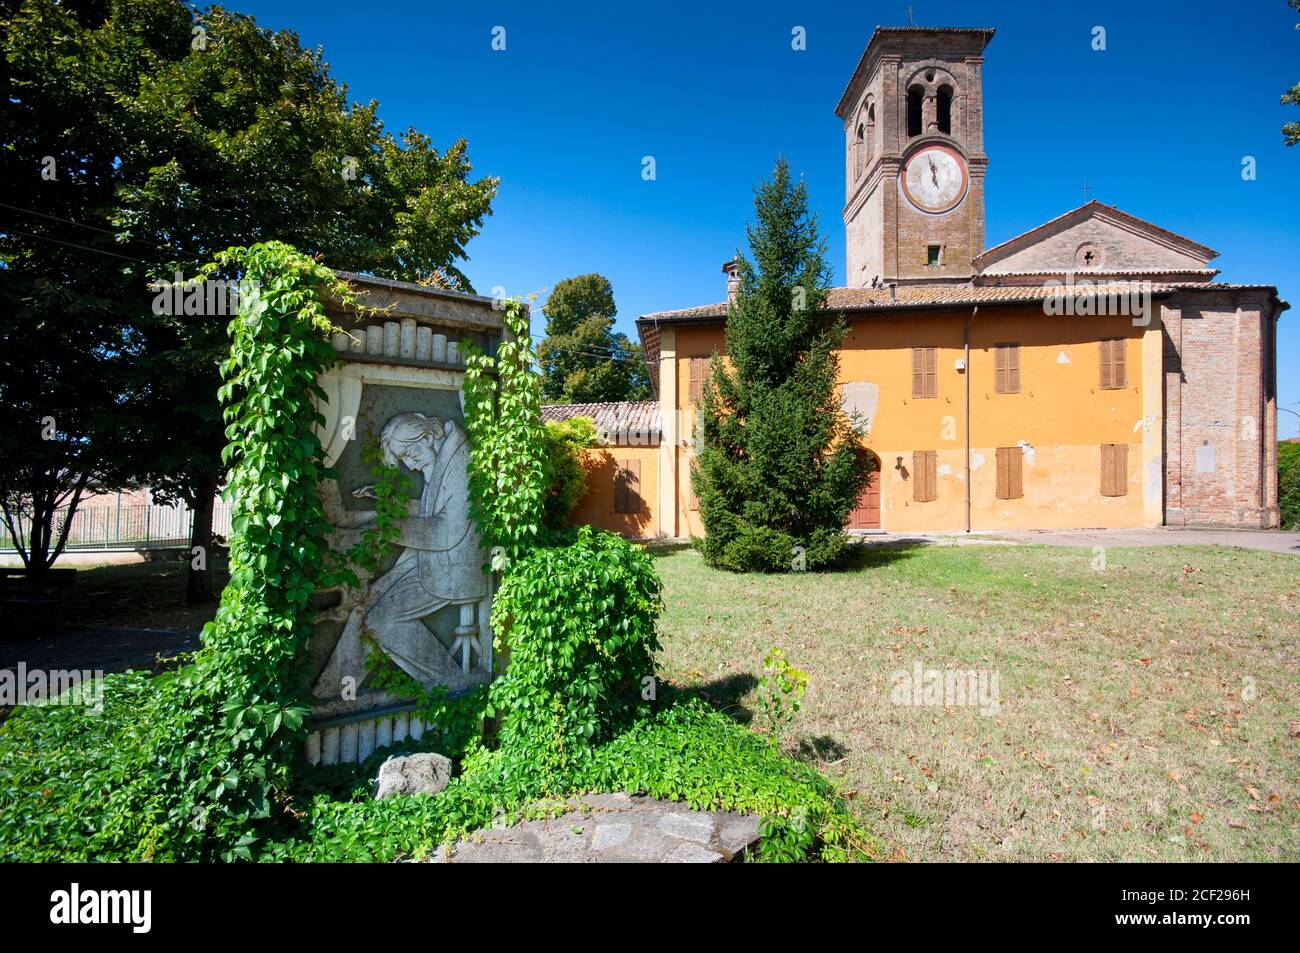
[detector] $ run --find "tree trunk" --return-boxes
[185,470,220,605]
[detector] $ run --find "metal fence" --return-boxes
[0,502,233,552]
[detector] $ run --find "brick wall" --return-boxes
[840,32,991,285]
[1162,288,1282,528]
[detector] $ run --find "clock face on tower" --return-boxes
[900,144,969,214]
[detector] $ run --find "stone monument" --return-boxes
[304,273,507,766]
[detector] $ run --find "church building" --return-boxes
[556,26,1287,538]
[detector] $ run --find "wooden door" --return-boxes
[847,451,881,530]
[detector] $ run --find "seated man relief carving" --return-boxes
[314,411,486,699]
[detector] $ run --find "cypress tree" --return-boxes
[693,159,870,572]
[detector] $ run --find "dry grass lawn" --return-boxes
[650,542,1299,862]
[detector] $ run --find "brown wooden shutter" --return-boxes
[688,356,708,403]
[1100,444,1127,497]
[994,343,1021,394]
[912,348,924,398]
[1100,339,1127,390]
[996,447,1023,500]
[913,451,937,503]
[925,347,937,398]
[615,458,642,514]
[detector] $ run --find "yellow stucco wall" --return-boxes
[674,326,726,538]
[664,307,1157,534]
[570,444,660,539]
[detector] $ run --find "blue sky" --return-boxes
[237,0,1299,436]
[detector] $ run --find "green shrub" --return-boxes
[697,521,853,574]
[541,417,597,533]
[487,526,662,786]
[1280,442,1300,530]
[757,647,809,741]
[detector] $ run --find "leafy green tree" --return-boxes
[0,0,175,576]
[692,159,868,572]
[536,274,652,404]
[0,0,497,596]
[541,417,597,533]
[1279,440,1300,530]
[1285,1,1300,145]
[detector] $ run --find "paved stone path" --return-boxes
[983,527,1300,553]
[434,793,760,863]
[852,528,1300,554]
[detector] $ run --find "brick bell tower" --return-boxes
[836,26,994,287]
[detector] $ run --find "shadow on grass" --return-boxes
[795,734,848,765]
[664,671,759,725]
[642,540,695,557]
[840,540,931,570]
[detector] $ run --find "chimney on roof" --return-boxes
[722,259,740,306]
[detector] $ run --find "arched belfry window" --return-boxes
[906,86,924,138]
[855,100,876,175]
[937,86,953,135]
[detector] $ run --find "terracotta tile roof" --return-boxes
[541,401,660,446]
[639,281,1181,324]
[974,268,1221,280]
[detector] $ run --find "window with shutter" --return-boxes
[996,447,1023,500]
[913,450,937,502]
[615,458,642,514]
[688,356,709,403]
[912,347,938,398]
[995,343,1020,394]
[1100,444,1128,497]
[1100,339,1127,390]
[1111,338,1127,388]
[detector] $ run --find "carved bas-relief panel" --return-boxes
[304,274,506,766]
